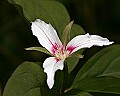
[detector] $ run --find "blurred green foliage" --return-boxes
[1,0,120,95]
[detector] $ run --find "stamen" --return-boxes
[52,44,69,60]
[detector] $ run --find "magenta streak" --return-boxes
[66,46,76,54]
[51,43,59,54]
[39,28,62,55]
[55,58,59,62]
[36,24,62,55]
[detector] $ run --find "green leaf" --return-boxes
[3,62,45,96]
[70,24,85,39]
[8,0,70,37]
[64,89,93,96]
[72,45,120,94]
[3,62,60,96]
[73,76,120,94]
[25,47,52,56]
[62,21,74,46]
[66,24,85,73]
[74,45,120,81]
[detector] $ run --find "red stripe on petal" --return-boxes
[66,46,76,54]
[51,43,62,55]
[55,58,60,62]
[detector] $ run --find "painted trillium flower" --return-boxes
[29,19,113,89]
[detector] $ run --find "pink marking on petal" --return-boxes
[60,47,64,54]
[66,46,76,54]
[51,43,61,55]
[55,58,59,62]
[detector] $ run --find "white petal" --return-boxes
[43,57,64,89]
[66,33,114,54]
[31,19,62,54]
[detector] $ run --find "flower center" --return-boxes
[56,47,68,60]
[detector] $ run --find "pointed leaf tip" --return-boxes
[70,53,84,58]
[62,21,74,46]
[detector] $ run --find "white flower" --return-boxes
[31,19,113,89]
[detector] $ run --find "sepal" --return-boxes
[25,47,53,56]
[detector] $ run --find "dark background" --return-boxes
[0,0,120,95]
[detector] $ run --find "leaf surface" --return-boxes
[72,45,120,94]
[8,0,70,37]
[3,62,59,96]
